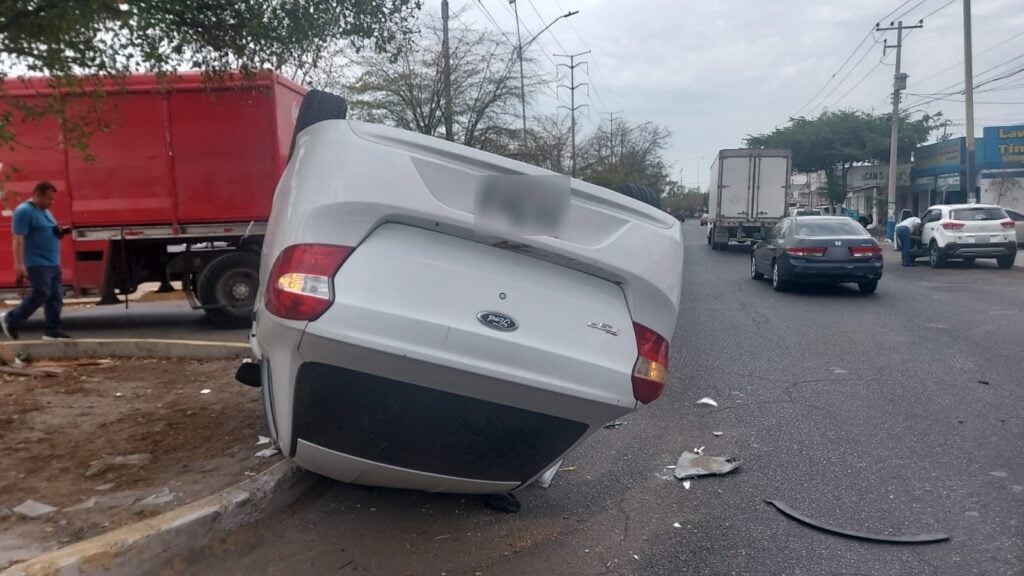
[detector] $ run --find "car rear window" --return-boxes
[795,220,869,237]
[950,207,1007,221]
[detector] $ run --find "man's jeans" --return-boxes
[7,265,63,333]
[897,226,913,265]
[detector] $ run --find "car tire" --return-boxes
[197,251,261,328]
[613,183,662,210]
[288,90,348,162]
[858,280,878,294]
[997,253,1016,269]
[750,254,764,280]
[928,241,946,269]
[771,260,788,292]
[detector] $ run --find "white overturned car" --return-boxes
[239,91,684,497]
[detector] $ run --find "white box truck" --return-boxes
[706,149,792,250]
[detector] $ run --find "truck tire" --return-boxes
[198,251,261,328]
[613,183,662,210]
[288,90,348,162]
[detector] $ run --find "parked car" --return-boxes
[750,216,883,293]
[917,204,1017,268]
[240,91,685,498]
[1004,208,1024,249]
[700,213,709,226]
[790,207,823,217]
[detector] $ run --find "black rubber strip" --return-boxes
[765,500,950,544]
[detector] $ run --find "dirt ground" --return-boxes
[0,358,278,569]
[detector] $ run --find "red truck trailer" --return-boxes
[0,71,306,326]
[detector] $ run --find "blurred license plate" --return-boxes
[975,235,989,243]
[474,175,570,237]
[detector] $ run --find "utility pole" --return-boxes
[963,0,977,202]
[876,19,923,242]
[441,0,454,141]
[511,0,527,155]
[604,110,623,163]
[555,51,590,177]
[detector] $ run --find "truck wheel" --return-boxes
[288,90,348,162]
[198,251,261,328]
[613,183,662,210]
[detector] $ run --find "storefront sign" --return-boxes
[846,164,911,189]
[915,139,963,170]
[937,173,961,192]
[984,125,1024,165]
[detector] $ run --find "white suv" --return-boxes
[240,91,684,498]
[920,204,1017,268]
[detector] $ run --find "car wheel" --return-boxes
[929,241,946,268]
[750,253,764,280]
[771,260,787,292]
[288,90,348,162]
[197,251,261,328]
[857,280,878,294]
[997,253,1016,269]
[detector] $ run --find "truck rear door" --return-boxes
[754,156,789,219]
[720,156,752,219]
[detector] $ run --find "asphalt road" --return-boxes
[194,221,1024,576]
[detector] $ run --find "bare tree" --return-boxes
[343,11,544,148]
[577,119,673,194]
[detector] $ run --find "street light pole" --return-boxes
[963,0,978,202]
[509,1,578,159]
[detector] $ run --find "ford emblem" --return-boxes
[478,311,517,331]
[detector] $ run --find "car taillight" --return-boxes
[631,322,669,405]
[1000,219,1015,229]
[941,221,965,230]
[849,245,882,257]
[265,244,354,321]
[786,246,827,257]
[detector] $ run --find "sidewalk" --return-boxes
[879,239,1024,269]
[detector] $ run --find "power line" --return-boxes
[918,0,956,22]
[524,0,569,54]
[551,0,617,111]
[472,0,514,47]
[895,0,929,21]
[829,57,887,109]
[791,31,875,117]
[903,54,1024,110]
[913,31,1024,87]
[811,40,879,113]
[879,0,917,23]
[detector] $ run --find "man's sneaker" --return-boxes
[42,330,72,341]
[1,313,17,341]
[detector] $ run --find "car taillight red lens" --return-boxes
[631,322,669,405]
[786,246,827,257]
[941,221,965,230]
[849,245,882,257]
[265,244,354,321]
[1000,219,1015,229]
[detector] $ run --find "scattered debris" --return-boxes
[978,380,990,386]
[712,431,724,437]
[200,389,212,394]
[695,397,718,407]
[0,366,61,378]
[64,498,98,512]
[632,554,640,561]
[764,500,949,544]
[13,500,58,518]
[674,451,740,480]
[434,534,451,540]
[603,420,626,429]
[256,436,271,445]
[693,446,705,456]
[114,392,124,398]
[990,471,1008,478]
[85,453,153,477]
[94,483,115,491]
[682,480,691,490]
[559,466,577,472]
[254,447,280,458]
[139,487,175,507]
[0,507,12,519]
[831,368,848,374]
[672,522,682,528]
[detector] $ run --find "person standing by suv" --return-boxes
[896,214,922,267]
[2,181,72,340]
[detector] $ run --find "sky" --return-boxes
[448,0,1024,188]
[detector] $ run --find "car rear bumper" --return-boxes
[943,242,1016,257]
[783,259,883,283]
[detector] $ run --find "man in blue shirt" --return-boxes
[2,181,72,340]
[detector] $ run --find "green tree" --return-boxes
[0,0,421,155]
[745,109,941,206]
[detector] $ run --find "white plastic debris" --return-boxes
[695,397,718,407]
[114,392,123,398]
[139,488,175,507]
[632,554,640,561]
[694,446,705,455]
[673,522,682,528]
[255,447,280,458]
[536,459,563,489]
[256,436,271,445]
[674,451,740,480]
[682,480,691,490]
[713,431,724,437]
[200,389,212,395]
[831,368,848,374]
[13,500,58,518]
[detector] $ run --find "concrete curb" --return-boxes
[1,461,315,576]
[0,339,250,361]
